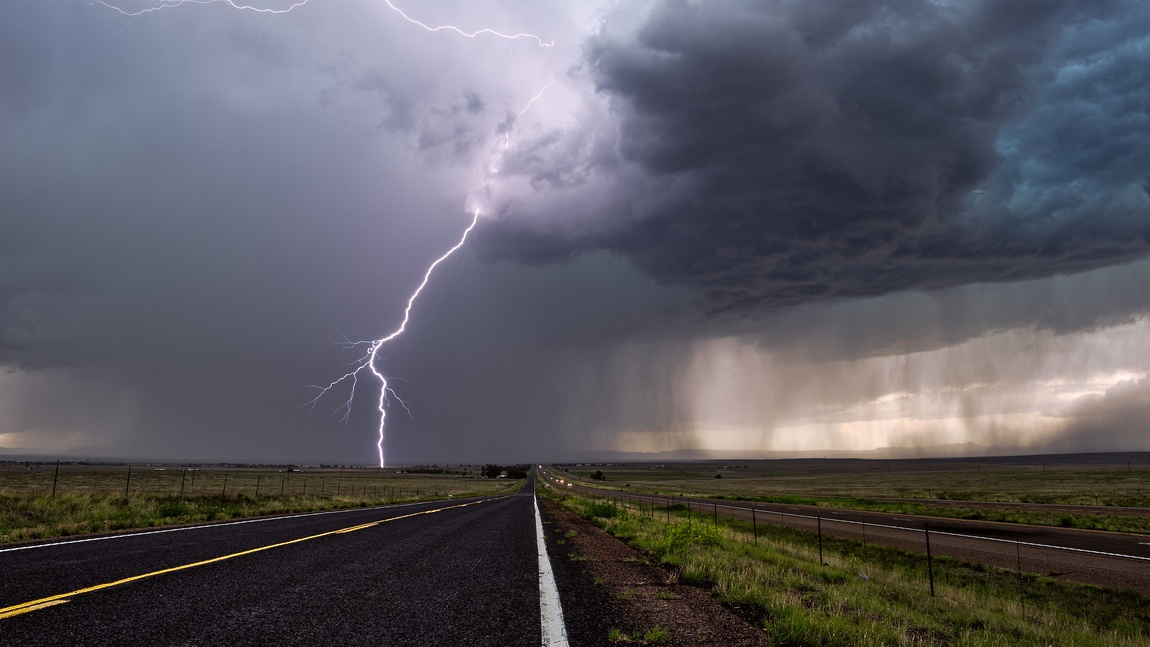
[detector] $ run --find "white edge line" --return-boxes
[0,495,494,555]
[534,477,569,647]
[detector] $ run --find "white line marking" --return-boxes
[0,497,489,555]
[534,480,569,647]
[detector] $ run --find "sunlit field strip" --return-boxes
[554,457,1150,534]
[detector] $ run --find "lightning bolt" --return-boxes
[306,211,480,467]
[503,81,554,152]
[87,0,552,466]
[312,72,552,466]
[84,0,554,47]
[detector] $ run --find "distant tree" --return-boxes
[591,470,605,480]
[479,464,528,479]
[715,473,722,479]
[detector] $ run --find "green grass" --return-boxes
[608,626,670,645]
[562,459,1150,505]
[0,464,522,543]
[643,626,669,643]
[556,457,1150,534]
[553,490,1150,647]
[700,494,1150,535]
[608,627,632,643]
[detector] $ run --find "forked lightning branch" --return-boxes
[87,0,552,466]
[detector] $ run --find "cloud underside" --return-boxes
[2,0,1149,462]
[479,0,1150,317]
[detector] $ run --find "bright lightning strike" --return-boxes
[88,0,552,466]
[84,0,554,47]
[503,81,554,152]
[306,211,480,467]
[318,74,552,466]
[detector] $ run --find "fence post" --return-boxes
[52,460,60,496]
[256,475,261,496]
[125,465,132,497]
[817,512,823,564]
[752,504,758,545]
[925,522,935,597]
[1016,541,1025,616]
[222,473,228,496]
[714,502,718,527]
[181,469,187,496]
[281,476,285,496]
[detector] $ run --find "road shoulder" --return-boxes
[540,498,768,646]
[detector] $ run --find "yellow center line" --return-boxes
[0,599,70,620]
[0,498,495,619]
[333,521,381,534]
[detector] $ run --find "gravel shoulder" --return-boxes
[540,498,767,647]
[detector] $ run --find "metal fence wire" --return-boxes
[560,482,1150,598]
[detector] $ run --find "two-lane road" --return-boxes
[1,479,563,646]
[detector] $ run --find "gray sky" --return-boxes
[2,0,1148,464]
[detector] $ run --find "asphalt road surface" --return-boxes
[1,482,556,646]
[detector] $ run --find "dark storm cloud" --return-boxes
[480,0,1150,316]
[1048,377,1150,452]
[0,0,536,460]
[2,0,1147,462]
[731,257,1150,364]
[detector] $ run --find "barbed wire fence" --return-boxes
[547,475,1150,600]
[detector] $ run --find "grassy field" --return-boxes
[559,454,1150,534]
[547,487,1150,646]
[0,462,522,544]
